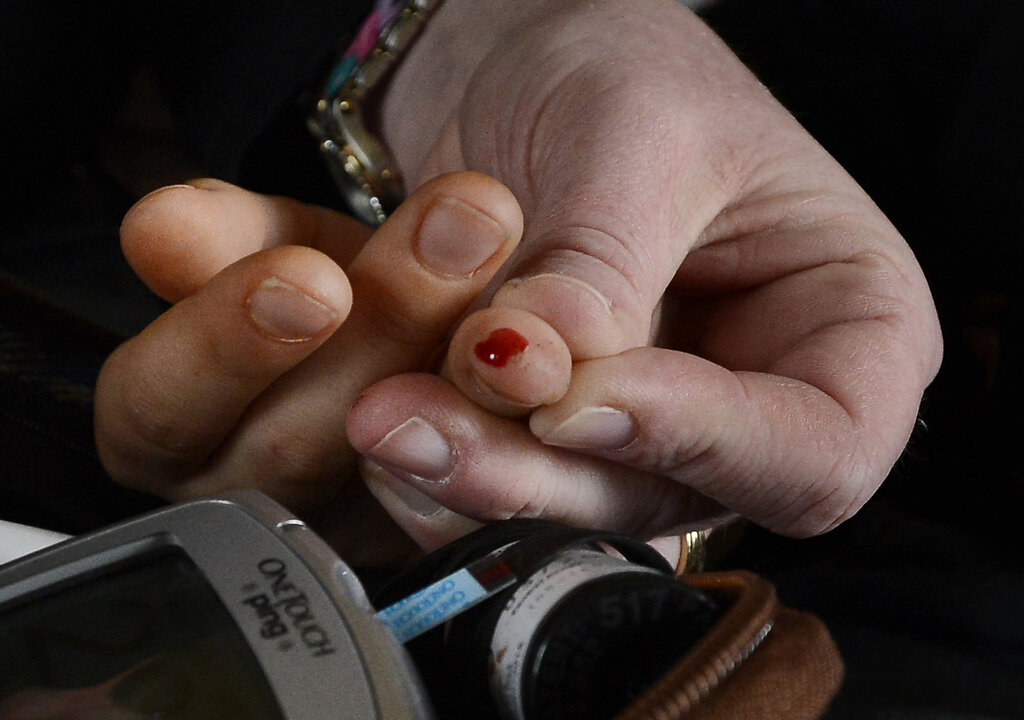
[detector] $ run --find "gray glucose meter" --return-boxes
[0,491,432,719]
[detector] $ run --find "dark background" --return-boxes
[1,1,1020,717]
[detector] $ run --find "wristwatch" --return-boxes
[308,0,444,226]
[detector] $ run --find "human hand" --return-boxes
[0,685,144,720]
[0,672,142,720]
[344,0,943,548]
[94,172,523,562]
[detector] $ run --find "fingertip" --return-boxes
[381,170,524,283]
[244,270,349,345]
[94,244,353,492]
[413,196,512,279]
[446,306,572,417]
[120,178,288,302]
[120,180,254,301]
[346,374,455,460]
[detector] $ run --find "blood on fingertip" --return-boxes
[474,328,529,367]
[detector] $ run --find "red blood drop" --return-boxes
[474,328,529,367]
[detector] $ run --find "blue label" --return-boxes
[375,568,489,643]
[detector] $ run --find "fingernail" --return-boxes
[531,406,636,450]
[246,276,339,342]
[492,273,629,358]
[416,197,508,277]
[368,417,455,483]
[361,459,444,518]
[135,183,197,204]
[496,273,613,316]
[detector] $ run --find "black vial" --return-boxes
[372,521,722,720]
[488,549,721,720]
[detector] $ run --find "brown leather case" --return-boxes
[619,571,844,720]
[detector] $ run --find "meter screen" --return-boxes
[0,547,285,719]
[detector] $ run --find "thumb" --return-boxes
[481,109,732,361]
[451,5,749,360]
[435,205,682,416]
[491,224,661,360]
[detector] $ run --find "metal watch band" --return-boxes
[308,0,445,226]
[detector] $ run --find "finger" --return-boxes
[452,7,771,360]
[95,245,352,493]
[527,209,942,539]
[180,172,524,507]
[347,374,723,540]
[360,458,483,552]
[365,451,685,562]
[442,306,572,417]
[528,342,928,538]
[120,178,371,302]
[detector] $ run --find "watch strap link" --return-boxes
[309,0,445,226]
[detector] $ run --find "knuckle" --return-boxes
[761,446,875,538]
[504,474,560,522]
[533,223,651,304]
[96,358,207,489]
[117,374,200,462]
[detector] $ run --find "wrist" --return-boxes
[378,0,550,187]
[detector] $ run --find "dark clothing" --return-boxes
[701,3,1023,717]
[1,1,1020,717]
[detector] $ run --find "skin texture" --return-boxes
[96,172,524,562]
[354,0,942,544]
[95,0,942,561]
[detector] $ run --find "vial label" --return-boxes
[377,567,490,643]
[488,550,656,720]
[376,550,517,644]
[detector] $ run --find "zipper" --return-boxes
[617,571,777,719]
